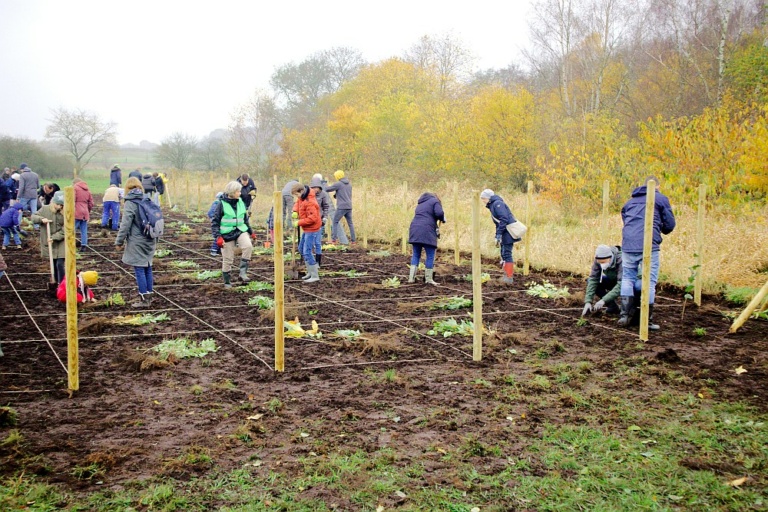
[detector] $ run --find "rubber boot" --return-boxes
[302,262,312,280]
[223,271,232,289]
[304,264,320,283]
[239,259,250,282]
[648,304,660,331]
[316,254,322,267]
[145,293,153,307]
[131,294,150,308]
[617,296,635,327]
[425,268,437,285]
[408,265,417,283]
[500,262,514,284]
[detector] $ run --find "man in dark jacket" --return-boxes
[408,192,446,285]
[326,170,355,244]
[582,245,622,316]
[481,189,520,284]
[239,174,257,213]
[38,183,61,206]
[281,178,299,228]
[152,172,165,205]
[0,169,11,215]
[110,165,122,186]
[618,176,676,330]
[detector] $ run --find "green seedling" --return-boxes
[692,327,707,337]
[428,317,475,337]
[463,273,491,283]
[430,296,472,310]
[248,295,275,309]
[334,329,362,340]
[101,292,125,307]
[576,317,588,327]
[170,260,200,269]
[236,281,274,292]
[115,313,170,325]
[381,277,401,288]
[195,270,222,281]
[151,337,218,359]
[526,280,570,299]
[321,269,368,277]
[154,249,173,258]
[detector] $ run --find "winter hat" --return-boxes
[52,191,65,205]
[80,271,99,286]
[334,170,345,180]
[309,176,323,189]
[11,173,20,181]
[19,163,27,170]
[111,164,120,170]
[480,189,494,200]
[312,173,323,181]
[595,245,613,259]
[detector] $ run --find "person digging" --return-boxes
[582,244,622,317]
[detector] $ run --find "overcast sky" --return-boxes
[0,0,531,145]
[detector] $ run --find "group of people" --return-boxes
[109,164,166,206]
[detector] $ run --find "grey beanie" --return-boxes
[309,176,323,188]
[52,191,65,205]
[595,245,613,259]
[480,189,494,200]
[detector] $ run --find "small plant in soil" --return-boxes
[247,295,275,309]
[692,327,707,337]
[0,406,18,427]
[154,249,173,258]
[321,269,368,277]
[266,397,284,414]
[151,337,218,359]
[322,244,348,251]
[1,429,22,447]
[175,223,192,234]
[576,317,588,327]
[430,296,472,310]
[170,260,199,269]
[188,216,206,223]
[101,292,125,307]
[190,385,204,395]
[368,250,391,257]
[526,280,570,299]
[381,276,401,288]
[115,313,171,326]
[195,270,222,281]
[463,273,490,283]
[428,318,475,337]
[236,281,274,292]
[334,329,362,340]
[383,369,397,382]
[71,463,104,481]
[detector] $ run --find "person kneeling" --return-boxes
[57,270,98,303]
[582,244,622,316]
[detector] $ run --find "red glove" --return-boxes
[216,236,224,248]
[251,233,257,240]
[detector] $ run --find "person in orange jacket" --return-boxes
[291,183,322,283]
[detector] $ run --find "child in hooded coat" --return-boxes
[57,270,98,303]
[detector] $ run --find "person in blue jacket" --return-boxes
[481,189,520,284]
[110,164,122,187]
[407,192,446,285]
[617,176,676,330]
[0,202,23,249]
[0,169,11,215]
[207,192,224,256]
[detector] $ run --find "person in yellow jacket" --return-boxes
[210,181,254,288]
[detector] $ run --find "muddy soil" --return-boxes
[1,203,766,499]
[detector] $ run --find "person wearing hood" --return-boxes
[116,177,158,307]
[57,270,99,303]
[326,170,355,245]
[0,169,12,215]
[211,181,254,288]
[281,178,300,230]
[0,202,24,249]
[617,176,676,331]
[128,168,143,180]
[207,192,225,256]
[16,163,40,216]
[408,192,447,285]
[8,172,20,206]
[110,164,122,187]
[73,178,94,248]
[31,191,66,283]
[582,245,623,316]
[101,184,122,231]
[239,174,257,213]
[480,189,520,284]
[309,174,332,249]
[291,182,322,283]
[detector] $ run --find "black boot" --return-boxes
[223,271,232,288]
[239,259,250,282]
[316,254,322,267]
[648,304,660,331]
[605,299,620,315]
[617,296,635,327]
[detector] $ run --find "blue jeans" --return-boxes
[19,197,38,215]
[333,208,355,242]
[2,226,21,246]
[621,251,660,304]
[500,243,514,263]
[75,219,89,247]
[410,244,436,268]
[300,230,322,265]
[134,265,154,295]
[101,201,120,230]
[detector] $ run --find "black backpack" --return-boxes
[133,197,164,239]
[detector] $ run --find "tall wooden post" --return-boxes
[471,191,483,361]
[273,174,278,192]
[185,176,190,212]
[601,180,610,243]
[165,169,173,208]
[454,181,460,265]
[64,186,79,392]
[694,184,706,306]
[402,181,408,255]
[274,191,285,372]
[362,183,368,249]
[226,170,231,182]
[209,173,213,194]
[729,279,768,333]
[196,182,201,213]
[639,180,656,341]
[523,181,533,276]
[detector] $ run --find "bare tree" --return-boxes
[195,136,229,172]
[45,107,117,177]
[154,132,197,170]
[228,89,283,179]
[405,33,475,96]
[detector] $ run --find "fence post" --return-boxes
[274,190,285,372]
[64,186,79,393]
[639,180,656,341]
[601,180,610,243]
[729,279,768,333]
[402,181,408,255]
[523,181,533,276]
[472,190,483,361]
[454,181,460,265]
[362,182,368,249]
[694,184,706,306]
[185,175,190,212]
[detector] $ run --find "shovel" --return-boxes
[45,221,57,292]
[287,225,300,279]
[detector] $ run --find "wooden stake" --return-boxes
[185,176,190,212]
[273,174,278,192]
[64,186,79,393]
[601,179,610,243]
[274,191,285,372]
[694,184,706,306]
[523,180,533,276]
[196,182,201,213]
[226,170,230,182]
[729,278,768,333]
[362,183,368,249]
[639,180,656,341]
[454,181,460,265]
[165,169,173,208]
[472,190,483,361]
[402,181,408,255]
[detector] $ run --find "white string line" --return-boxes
[3,272,68,374]
[160,237,474,360]
[85,245,274,371]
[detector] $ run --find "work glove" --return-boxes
[292,220,299,228]
[593,299,606,312]
[216,236,224,248]
[495,236,501,247]
[581,303,593,316]
[291,211,298,220]
[249,190,257,197]
[251,233,257,241]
